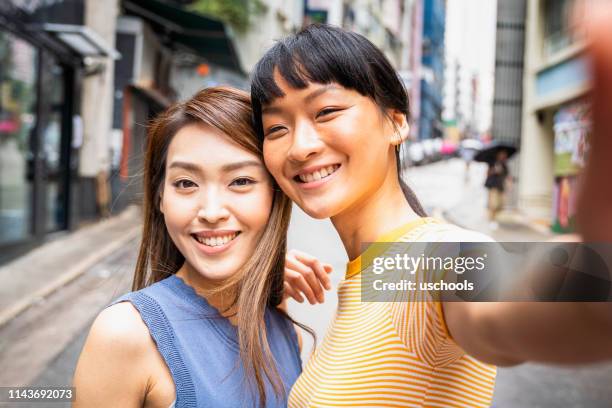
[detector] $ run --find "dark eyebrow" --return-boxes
[221,160,264,172]
[168,160,263,173]
[262,105,282,115]
[168,161,201,173]
[261,84,341,115]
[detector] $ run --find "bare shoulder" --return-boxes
[88,301,152,351]
[73,301,157,407]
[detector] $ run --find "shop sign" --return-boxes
[553,100,590,177]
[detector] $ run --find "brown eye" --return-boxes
[316,108,341,119]
[230,177,255,188]
[173,179,197,189]
[265,126,287,138]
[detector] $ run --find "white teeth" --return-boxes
[298,165,339,183]
[195,233,237,247]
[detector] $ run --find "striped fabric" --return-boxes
[288,218,497,407]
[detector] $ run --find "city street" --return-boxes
[1,1,610,407]
[1,159,611,407]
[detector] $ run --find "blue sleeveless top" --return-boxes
[107,274,302,408]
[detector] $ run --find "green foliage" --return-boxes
[188,0,266,32]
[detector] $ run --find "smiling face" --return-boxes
[261,73,403,219]
[160,123,273,282]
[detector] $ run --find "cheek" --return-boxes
[339,113,385,152]
[235,188,273,234]
[263,142,286,180]
[161,191,197,232]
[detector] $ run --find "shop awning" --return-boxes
[123,0,243,73]
[38,24,121,59]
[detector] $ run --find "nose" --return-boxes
[287,120,324,162]
[196,187,230,224]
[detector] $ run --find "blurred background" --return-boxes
[0,0,608,407]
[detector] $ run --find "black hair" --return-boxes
[250,23,427,217]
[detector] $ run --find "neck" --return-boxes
[331,166,421,260]
[175,263,239,325]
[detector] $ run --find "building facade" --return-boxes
[489,0,527,208]
[491,0,527,146]
[0,0,118,262]
[418,0,445,140]
[519,0,589,232]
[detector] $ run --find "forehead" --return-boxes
[262,71,355,109]
[167,123,260,165]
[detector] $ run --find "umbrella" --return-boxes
[474,141,517,164]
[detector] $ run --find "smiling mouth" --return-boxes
[294,164,341,183]
[191,232,240,247]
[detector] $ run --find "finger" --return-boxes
[286,268,319,305]
[290,250,333,291]
[283,281,304,303]
[286,256,326,302]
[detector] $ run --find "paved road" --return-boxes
[0,238,137,408]
[2,159,611,407]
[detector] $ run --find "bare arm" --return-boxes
[72,302,157,407]
[444,301,612,366]
[444,240,612,366]
[445,3,612,367]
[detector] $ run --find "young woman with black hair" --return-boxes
[251,24,612,407]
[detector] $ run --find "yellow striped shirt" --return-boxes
[288,218,497,407]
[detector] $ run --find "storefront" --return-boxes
[551,99,590,233]
[0,0,116,263]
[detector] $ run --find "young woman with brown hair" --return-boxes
[73,87,303,408]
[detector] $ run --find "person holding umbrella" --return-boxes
[476,142,516,228]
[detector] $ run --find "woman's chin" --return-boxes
[299,201,338,220]
[187,260,240,283]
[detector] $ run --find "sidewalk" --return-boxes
[444,198,553,242]
[0,206,142,328]
[403,158,553,242]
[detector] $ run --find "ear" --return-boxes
[159,190,165,214]
[388,110,410,147]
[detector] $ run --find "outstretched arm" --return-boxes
[444,5,612,366]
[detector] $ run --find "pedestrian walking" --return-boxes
[251,24,612,408]
[484,150,509,229]
[73,87,303,408]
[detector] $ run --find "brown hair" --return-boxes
[133,86,304,406]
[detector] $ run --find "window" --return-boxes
[0,30,38,244]
[543,0,576,56]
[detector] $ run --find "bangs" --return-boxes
[251,25,375,106]
[250,24,408,138]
